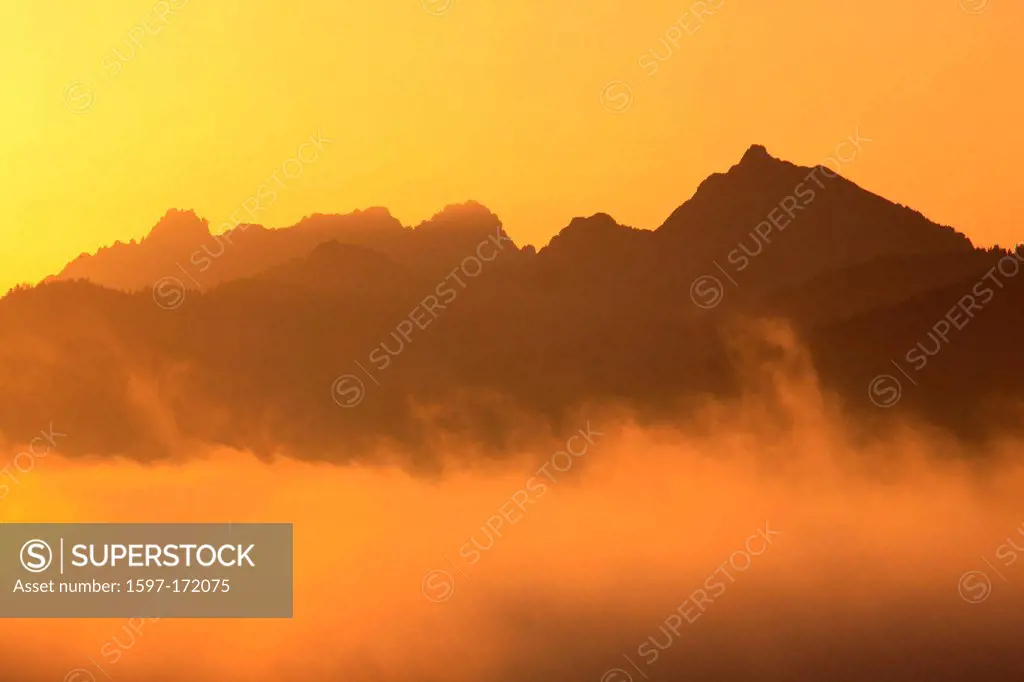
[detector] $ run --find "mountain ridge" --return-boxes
[6,145,1018,462]
[49,144,978,297]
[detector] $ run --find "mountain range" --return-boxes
[5,145,1021,463]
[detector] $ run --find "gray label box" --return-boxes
[0,523,292,618]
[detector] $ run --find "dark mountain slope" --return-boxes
[51,202,517,293]
[3,146,1017,462]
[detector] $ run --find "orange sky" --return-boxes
[1,0,1021,293]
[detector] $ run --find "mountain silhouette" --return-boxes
[52,201,517,291]
[8,145,1021,463]
[654,144,973,295]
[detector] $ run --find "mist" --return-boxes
[2,322,1023,681]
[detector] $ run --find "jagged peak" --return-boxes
[568,212,619,228]
[142,209,210,245]
[738,144,774,166]
[541,212,644,253]
[299,206,399,224]
[425,200,500,225]
[727,144,803,177]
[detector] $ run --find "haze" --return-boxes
[3,324,1024,681]
[5,3,1024,679]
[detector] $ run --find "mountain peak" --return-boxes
[426,200,499,225]
[296,206,400,229]
[565,213,621,232]
[541,212,645,256]
[738,144,774,166]
[414,201,505,241]
[142,209,210,247]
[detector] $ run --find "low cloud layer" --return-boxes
[2,324,1023,681]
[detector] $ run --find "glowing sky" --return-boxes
[1,0,1021,292]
